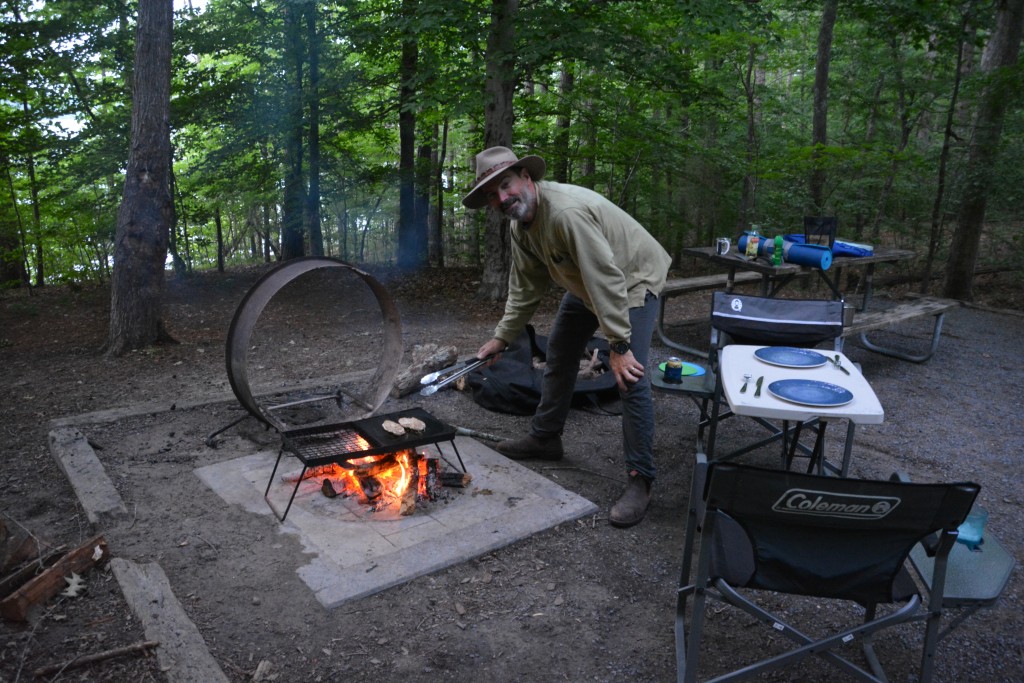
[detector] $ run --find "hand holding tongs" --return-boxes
[419,354,495,396]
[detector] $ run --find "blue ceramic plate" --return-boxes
[755,346,828,368]
[658,361,706,377]
[767,379,853,407]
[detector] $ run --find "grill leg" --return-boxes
[447,439,467,473]
[264,448,305,522]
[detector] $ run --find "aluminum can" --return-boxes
[664,357,683,383]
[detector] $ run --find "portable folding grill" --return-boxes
[264,407,464,521]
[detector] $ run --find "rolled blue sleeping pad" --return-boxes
[783,242,833,270]
[736,234,832,270]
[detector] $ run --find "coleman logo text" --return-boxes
[772,489,900,520]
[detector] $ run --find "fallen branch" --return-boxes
[32,639,159,677]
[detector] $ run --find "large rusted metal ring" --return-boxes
[225,257,403,430]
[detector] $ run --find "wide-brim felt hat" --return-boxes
[462,146,546,209]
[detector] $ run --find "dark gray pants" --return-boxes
[529,291,658,481]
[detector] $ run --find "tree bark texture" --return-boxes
[809,0,838,212]
[945,0,1024,300]
[397,0,426,270]
[477,0,518,301]
[305,1,324,257]
[106,0,174,356]
[554,63,573,183]
[281,2,306,260]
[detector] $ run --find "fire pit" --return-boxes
[266,407,466,521]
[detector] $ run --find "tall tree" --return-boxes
[945,0,1024,300]
[809,0,838,212]
[476,0,518,301]
[305,0,324,256]
[106,0,174,355]
[396,0,425,269]
[280,1,306,260]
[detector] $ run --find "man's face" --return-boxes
[484,168,536,223]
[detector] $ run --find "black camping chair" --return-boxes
[674,292,846,588]
[803,215,838,249]
[676,461,980,683]
[700,291,845,468]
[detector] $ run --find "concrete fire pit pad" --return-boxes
[194,437,598,608]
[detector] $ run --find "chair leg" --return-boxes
[678,508,717,683]
[679,454,709,590]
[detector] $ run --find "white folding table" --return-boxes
[720,345,884,475]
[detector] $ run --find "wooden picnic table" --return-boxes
[680,245,917,310]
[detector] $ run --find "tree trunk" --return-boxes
[106,0,175,356]
[215,205,224,273]
[809,0,838,212]
[415,136,432,265]
[922,8,974,294]
[431,120,448,267]
[0,155,29,287]
[554,63,573,183]
[397,0,425,269]
[305,1,324,257]
[945,0,1024,300]
[476,0,518,301]
[280,2,306,260]
[737,43,762,230]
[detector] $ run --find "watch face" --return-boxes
[612,342,630,354]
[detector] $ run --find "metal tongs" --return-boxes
[419,354,494,396]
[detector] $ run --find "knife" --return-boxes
[754,375,764,397]
[832,354,851,375]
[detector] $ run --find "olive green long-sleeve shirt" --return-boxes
[493,181,672,347]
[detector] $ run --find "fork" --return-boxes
[739,373,752,393]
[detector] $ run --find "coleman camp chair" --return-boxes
[701,291,845,469]
[674,292,846,587]
[675,461,980,683]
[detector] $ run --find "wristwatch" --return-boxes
[610,340,630,355]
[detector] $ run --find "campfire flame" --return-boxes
[317,449,431,511]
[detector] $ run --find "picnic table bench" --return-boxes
[839,295,960,363]
[657,271,766,356]
[657,268,960,363]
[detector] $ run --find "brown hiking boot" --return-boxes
[609,471,652,528]
[494,434,564,461]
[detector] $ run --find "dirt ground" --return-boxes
[1,263,1022,682]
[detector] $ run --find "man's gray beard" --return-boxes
[502,184,535,223]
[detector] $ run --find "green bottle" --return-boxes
[773,235,783,265]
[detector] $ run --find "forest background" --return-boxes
[1,0,1023,352]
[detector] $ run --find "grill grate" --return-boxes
[280,407,458,468]
[283,425,369,463]
[268,407,464,523]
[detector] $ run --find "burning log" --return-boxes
[321,479,339,498]
[424,458,440,500]
[439,471,473,488]
[399,459,420,516]
[356,475,382,501]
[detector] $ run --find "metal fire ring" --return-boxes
[225,257,403,430]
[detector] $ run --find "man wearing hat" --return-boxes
[464,146,672,528]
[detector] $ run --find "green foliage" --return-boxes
[0,0,1020,283]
